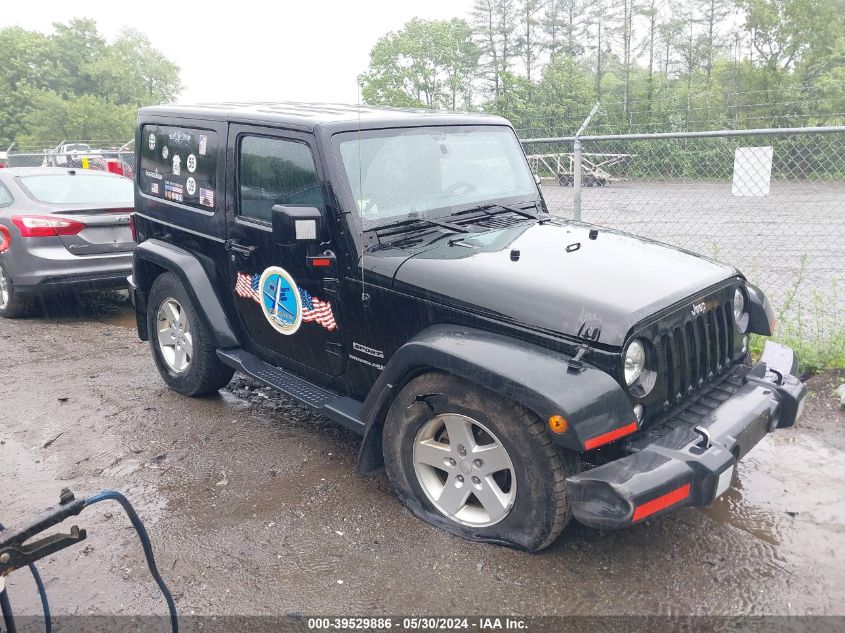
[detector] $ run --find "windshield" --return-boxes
[336,125,538,228]
[20,173,133,205]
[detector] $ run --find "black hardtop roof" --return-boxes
[138,101,513,133]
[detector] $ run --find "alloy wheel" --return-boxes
[156,298,193,373]
[413,413,516,527]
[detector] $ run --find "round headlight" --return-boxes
[624,339,646,386]
[734,288,749,332]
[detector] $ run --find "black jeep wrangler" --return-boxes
[129,102,806,551]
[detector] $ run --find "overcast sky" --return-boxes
[5,0,474,104]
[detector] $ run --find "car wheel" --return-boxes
[382,372,582,552]
[0,261,30,318]
[147,272,234,396]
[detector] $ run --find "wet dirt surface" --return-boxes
[1,292,844,618]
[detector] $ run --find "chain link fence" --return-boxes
[522,127,845,350]
[3,140,134,177]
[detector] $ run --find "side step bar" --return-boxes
[217,348,365,435]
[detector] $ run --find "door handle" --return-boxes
[224,240,256,258]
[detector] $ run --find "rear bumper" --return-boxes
[15,268,131,295]
[8,245,132,295]
[566,341,806,529]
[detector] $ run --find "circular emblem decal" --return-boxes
[258,267,302,335]
[162,145,169,160]
[186,154,197,173]
[148,133,156,150]
[185,177,196,196]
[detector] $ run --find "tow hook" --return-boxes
[692,426,711,452]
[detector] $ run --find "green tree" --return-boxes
[0,20,181,146]
[49,18,107,97]
[85,28,181,106]
[361,18,479,110]
[21,92,136,143]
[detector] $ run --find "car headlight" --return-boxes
[734,287,749,333]
[624,339,646,386]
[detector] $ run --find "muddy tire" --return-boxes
[147,272,234,396]
[0,261,30,319]
[382,372,581,552]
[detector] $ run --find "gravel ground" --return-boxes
[1,294,844,626]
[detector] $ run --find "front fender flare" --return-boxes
[357,325,634,474]
[133,239,239,349]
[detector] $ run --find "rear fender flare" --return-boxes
[133,239,239,348]
[356,325,634,474]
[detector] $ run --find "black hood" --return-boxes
[375,221,738,347]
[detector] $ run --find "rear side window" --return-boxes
[0,183,11,206]
[19,174,133,204]
[238,136,324,223]
[139,125,218,210]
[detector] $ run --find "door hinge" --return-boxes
[322,278,340,297]
[325,342,344,358]
[224,240,257,258]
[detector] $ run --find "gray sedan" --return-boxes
[0,167,135,318]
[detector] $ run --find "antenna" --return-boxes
[357,79,366,303]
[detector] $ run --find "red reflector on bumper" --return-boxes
[583,421,638,450]
[632,483,691,522]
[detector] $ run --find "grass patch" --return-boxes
[750,259,845,374]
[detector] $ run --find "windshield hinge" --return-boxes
[567,344,592,373]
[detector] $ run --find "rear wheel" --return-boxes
[382,372,581,551]
[147,272,234,396]
[0,262,30,318]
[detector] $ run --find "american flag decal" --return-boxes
[235,272,260,303]
[299,287,337,331]
[234,272,338,332]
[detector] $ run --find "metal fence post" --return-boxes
[573,138,582,222]
[572,103,600,222]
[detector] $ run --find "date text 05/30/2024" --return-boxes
[306,617,528,630]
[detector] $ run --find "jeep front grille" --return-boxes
[659,301,734,407]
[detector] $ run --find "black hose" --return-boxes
[1,583,17,633]
[0,519,49,633]
[1,491,176,633]
[82,491,178,633]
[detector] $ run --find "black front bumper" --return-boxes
[566,341,806,529]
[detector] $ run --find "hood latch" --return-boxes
[567,344,591,372]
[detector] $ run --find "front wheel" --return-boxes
[147,272,234,396]
[382,372,581,551]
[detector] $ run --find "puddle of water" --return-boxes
[700,431,845,576]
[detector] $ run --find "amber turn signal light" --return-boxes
[549,415,568,434]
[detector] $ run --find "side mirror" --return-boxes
[271,205,323,246]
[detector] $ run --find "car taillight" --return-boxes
[11,215,86,237]
[0,225,11,252]
[129,213,137,241]
[104,159,125,176]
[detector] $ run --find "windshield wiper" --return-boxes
[451,201,552,224]
[375,216,471,238]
